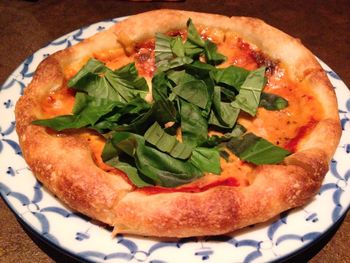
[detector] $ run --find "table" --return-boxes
[0,0,349,262]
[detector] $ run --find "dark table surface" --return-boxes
[0,0,349,262]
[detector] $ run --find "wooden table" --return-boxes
[0,0,349,262]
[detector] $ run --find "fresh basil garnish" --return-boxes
[144,122,193,160]
[231,67,267,116]
[180,100,208,147]
[33,18,291,188]
[259,92,289,110]
[32,92,123,131]
[186,19,226,65]
[109,132,202,187]
[69,59,148,103]
[226,133,291,164]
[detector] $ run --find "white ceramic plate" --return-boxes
[1,18,350,263]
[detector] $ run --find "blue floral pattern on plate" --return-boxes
[1,18,349,263]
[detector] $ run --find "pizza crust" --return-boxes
[15,10,341,237]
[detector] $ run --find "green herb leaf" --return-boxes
[185,60,216,77]
[155,33,174,63]
[231,67,267,116]
[184,41,203,58]
[101,139,120,161]
[204,40,226,65]
[226,133,290,164]
[203,123,246,147]
[102,140,151,187]
[144,122,193,159]
[117,162,152,187]
[92,97,151,132]
[172,80,209,109]
[209,86,240,128]
[180,100,208,146]
[152,71,170,101]
[68,58,107,87]
[167,70,197,86]
[210,66,250,92]
[32,92,122,131]
[259,92,289,110]
[157,56,193,72]
[151,72,178,124]
[107,98,177,134]
[229,123,247,137]
[170,36,186,57]
[111,132,202,187]
[155,33,193,72]
[185,19,226,65]
[186,19,205,47]
[190,147,221,174]
[68,59,148,103]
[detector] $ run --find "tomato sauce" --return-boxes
[284,118,318,152]
[134,40,156,77]
[138,177,239,195]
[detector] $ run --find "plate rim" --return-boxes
[1,17,350,263]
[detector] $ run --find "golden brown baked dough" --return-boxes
[15,10,341,237]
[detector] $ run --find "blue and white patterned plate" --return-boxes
[1,18,349,263]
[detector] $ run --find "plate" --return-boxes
[1,17,350,263]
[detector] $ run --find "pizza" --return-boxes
[15,10,341,237]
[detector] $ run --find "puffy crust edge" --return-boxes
[15,31,133,226]
[114,149,328,237]
[15,9,341,237]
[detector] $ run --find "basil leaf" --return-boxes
[116,162,152,187]
[185,61,216,77]
[185,19,226,65]
[68,59,148,103]
[155,33,193,72]
[152,71,170,101]
[231,67,267,116]
[259,92,289,110]
[229,123,247,137]
[101,139,119,161]
[210,66,250,92]
[204,40,226,65]
[155,33,173,63]
[32,115,77,131]
[226,133,290,164]
[144,122,193,160]
[102,139,152,187]
[173,80,209,109]
[33,92,122,131]
[180,100,208,146]
[157,56,193,72]
[108,158,151,187]
[220,86,236,102]
[167,70,197,86]
[93,97,151,132]
[186,18,205,47]
[111,132,202,187]
[184,41,203,58]
[135,144,201,187]
[68,58,107,87]
[109,98,176,133]
[171,36,185,57]
[203,123,247,147]
[190,147,221,174]
[208,86,240,128]
[151,98,178,125]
